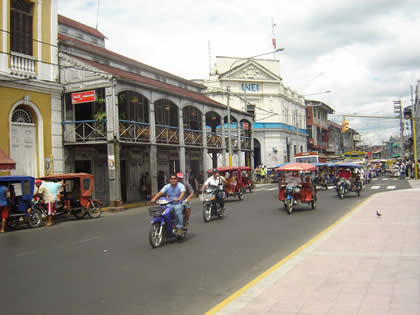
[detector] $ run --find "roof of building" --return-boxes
[305,100,335,114]
[58,14,107,39]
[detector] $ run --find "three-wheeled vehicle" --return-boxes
[313,163,337,189]
[0,176,43,229]
[39,173,102,219]
[335,163,363,199]
[208,166,244,200]
[276,163,318,214]
[239,166,253,193]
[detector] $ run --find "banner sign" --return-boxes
[72,90,96,104]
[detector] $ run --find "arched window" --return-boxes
[12,105,34,123]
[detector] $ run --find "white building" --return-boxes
[196,56,307,167]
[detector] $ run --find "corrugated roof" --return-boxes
[58,14,107,39]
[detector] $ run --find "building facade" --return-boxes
[58,16,253,205]
[197,56,307,167]
[305,100,335,154]
[0,0,63,177]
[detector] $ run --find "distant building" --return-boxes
[197,56,307,167]
[327,120,343,154]
[305,100,335,154]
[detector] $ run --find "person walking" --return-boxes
[0,183,9,233]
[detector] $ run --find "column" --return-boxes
[202,113,208,173]
[178,107,186,175]
[237,121,242,166]
[250,127,255,170]
[149,102,158,195]
[221,122,227,165]
[105,84,122,206]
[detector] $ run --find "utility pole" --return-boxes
[393,100,404,158]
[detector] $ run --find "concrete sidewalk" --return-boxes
[208,187,420,315]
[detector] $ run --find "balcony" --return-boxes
[63,120,107,144]
[241,136,251,150]
[10,51,36,78]
[156,124,179,144]
[119,120,150,143]
[206,132,223,148]
[184,128,203,146]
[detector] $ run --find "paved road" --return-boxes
[0,177,411,315]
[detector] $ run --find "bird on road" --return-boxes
[376,210,382,217]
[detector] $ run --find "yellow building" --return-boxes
[0,0,63,177]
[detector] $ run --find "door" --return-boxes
[11,122,37,177]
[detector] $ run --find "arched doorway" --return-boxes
[10,105,37,176]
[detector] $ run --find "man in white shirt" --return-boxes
[201,169,227,210]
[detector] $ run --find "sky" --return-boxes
[57,0,420,146]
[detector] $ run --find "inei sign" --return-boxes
[71,90,96,104]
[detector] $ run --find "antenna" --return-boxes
[96,0,100,30]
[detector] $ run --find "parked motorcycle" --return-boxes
[201,185,224,222]
[148,198,187,248]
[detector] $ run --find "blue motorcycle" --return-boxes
[148,198,187,248]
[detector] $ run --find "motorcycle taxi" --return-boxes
[335,163,363,199]
[313,163,337,190]
[39,173,102,219]
[276,163,318,215]
[207,166,245,200]
[0,176,43,229]
[239,166,253,193]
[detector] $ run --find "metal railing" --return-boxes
[155,124,179,144]
[62,120,107,143]
[207,132,223,148]
[119,120,150,143]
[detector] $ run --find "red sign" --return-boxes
[72,90,96,104]
[242,122,249,130]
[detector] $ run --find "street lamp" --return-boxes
[226,48,285,166]
[303,90,332,97]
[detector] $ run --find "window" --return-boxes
[10,0,33,55]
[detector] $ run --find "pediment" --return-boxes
[226,61,280,82]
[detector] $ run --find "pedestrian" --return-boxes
[0,183,9,233]
[33,179,55,227]
[255,165,261,183]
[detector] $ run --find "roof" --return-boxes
[0,148,16,170]
[58,15,107,39]
[305,100,335,114]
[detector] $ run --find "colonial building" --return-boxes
[197,56,307,167]
[305,100,335,154]
[57,15,253,205]
[327,120,343,154]
[0,0,63,177]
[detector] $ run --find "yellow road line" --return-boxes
[205,195,375,314]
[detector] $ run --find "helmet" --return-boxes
[35,179,42,185]
[176,172,183,179]
[212,168,218,174]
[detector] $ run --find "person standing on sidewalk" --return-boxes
[255,166,261,183]
[0,183,9,233]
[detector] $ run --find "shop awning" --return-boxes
[0,148,16,170]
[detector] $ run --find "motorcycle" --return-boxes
[336,178,361,199]
[201,185,225,222]
[148,198,187,248]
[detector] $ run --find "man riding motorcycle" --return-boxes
[176,172,194,227]
[201,169,226,210]
[151,174,186,236]
[336,168,352,190]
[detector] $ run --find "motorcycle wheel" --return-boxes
[149,223,163,248]
[248,187,252,193]
[7,217,18,229]
[203,204,211,223]
[88,201,102,218]
[311,200,315,209]
[217,206,224,219]
[286,198,293,214]
[238,191,243,200]
[27,210,42,228]
[73,209,86,219]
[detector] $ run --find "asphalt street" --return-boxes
[0,177,411,315]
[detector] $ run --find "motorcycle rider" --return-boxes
[337,168,352,190]
[151,174,186,236]
[33,179,55,227]
[201,169,226,211]
[176,172,194,227]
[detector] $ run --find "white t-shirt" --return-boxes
[204,176,225,188]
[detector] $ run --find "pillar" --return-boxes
[202,113,208,173]
[237,121,242,166]
[149,102,158,195]
[221,122,227,165]
[178,107,186,175]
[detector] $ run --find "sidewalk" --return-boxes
[209,186,420,315]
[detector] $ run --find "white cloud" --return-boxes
[58,0,420,145]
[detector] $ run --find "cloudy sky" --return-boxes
[57,0,420,145]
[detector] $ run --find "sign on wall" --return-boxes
[242,122,249,130]
[71,90,96,104]
[241,83,259,92]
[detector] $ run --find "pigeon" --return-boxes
[376,210,382,217]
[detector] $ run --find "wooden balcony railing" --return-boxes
[184,128,202,146]
[119,120,150,143]
[241,136,251,150]
[207,132,223,148]
[156,124,179,144]
[62,120,107,143]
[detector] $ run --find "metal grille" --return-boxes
[12,106,34,123]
